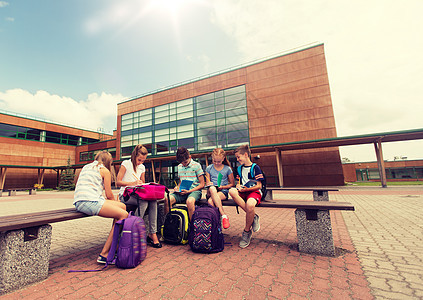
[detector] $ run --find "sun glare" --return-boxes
[151,0,187,15]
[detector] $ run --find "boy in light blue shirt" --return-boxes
[164,147,205,220]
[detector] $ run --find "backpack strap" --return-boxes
[237,165,242,183]
[250,163,256,178]
[107,218,123,263]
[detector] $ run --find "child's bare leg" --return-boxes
[98,200,128,257]
[229,188,246,212]
[186,196,196,220]
[244,198,257,232]
[100,219,116,257]
[209,186,226,216]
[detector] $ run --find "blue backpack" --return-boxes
[237,163,267,200]
[189,204,224,253]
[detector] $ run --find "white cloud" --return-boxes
[0,1,9,8]
[210,0,423,160]
[0,89,123,133]
[5,17,14,21]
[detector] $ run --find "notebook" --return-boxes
[175,180,193,193]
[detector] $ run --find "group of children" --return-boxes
[73,144,265,264]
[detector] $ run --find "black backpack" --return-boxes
[161,194,189,245]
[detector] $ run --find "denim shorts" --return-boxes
[206,188,229,199]
[74,200,105,216]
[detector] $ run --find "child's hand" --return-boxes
[180,189,189,195]
[236,184,244,192]
[174,186,179,192]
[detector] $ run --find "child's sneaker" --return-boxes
[97,254,115,265]
[252,214,260,232]
[222,215,230,229]
[239,230,252,248]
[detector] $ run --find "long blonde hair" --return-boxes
[212,148,230,166]
[95,150,116,181]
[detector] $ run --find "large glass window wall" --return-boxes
[120,85,249,157]
[0,123,99,146]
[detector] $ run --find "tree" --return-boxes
[58,157,75,191]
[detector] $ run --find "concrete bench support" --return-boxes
[0,189,36,197]
[0,225,52,295]
[295,209,335,256]
[313,190,329,201]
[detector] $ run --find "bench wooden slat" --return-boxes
[0,208,88,232]
[218,199,354,211]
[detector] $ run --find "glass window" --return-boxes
[155,116,169,124]
[155,128,169,137]
[177,118,194,127]
[197,120,215,129]
[224,85,245,95]
[196,93,214,102]
[155,104,169,112]
[121,113,132,121]
[177,111,193,120]
[177,99,192,107]
[225,98,245,109]
[120,84,248,156]
[196,101,214,110]
[155,110,168,118]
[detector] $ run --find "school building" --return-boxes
[6,43,420,189]
[116,43,344,187]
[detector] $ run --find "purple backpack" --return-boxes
[68,212,147,272]
[109,212,147,268]
[189,204,224,253]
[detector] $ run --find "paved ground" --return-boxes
[0,186,422,299]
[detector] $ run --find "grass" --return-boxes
[347,181,423,186]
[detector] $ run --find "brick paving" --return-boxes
[333,186,423,300]
[1,186,422,299]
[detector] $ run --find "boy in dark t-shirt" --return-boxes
[229,144,265,248]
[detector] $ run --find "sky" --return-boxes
[0,0,422,162]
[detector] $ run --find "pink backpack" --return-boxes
[123,183,167,203]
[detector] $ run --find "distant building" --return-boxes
[0,111,114,189]
[343,159,423,182]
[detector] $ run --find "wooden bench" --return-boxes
[1,188,37,197]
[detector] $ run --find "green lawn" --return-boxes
[348,181,423,186]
